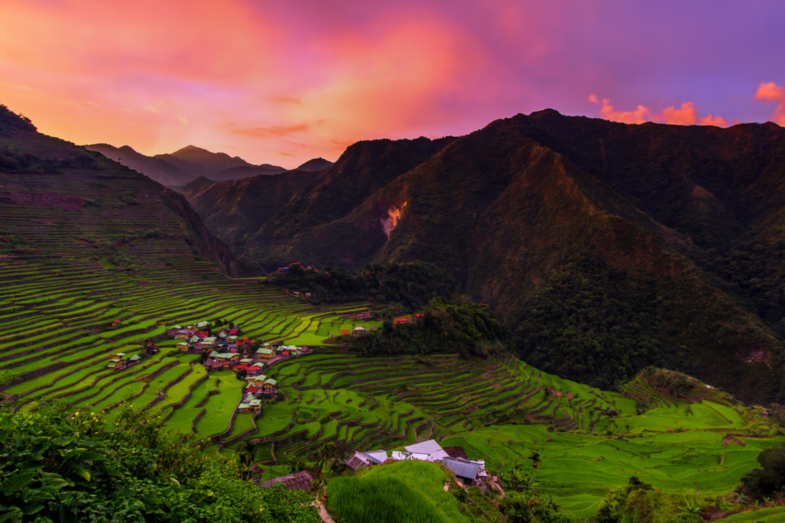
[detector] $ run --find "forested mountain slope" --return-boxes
[187,111,785,404]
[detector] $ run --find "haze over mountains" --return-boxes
[182,110,785,404]
[85,143,332,187]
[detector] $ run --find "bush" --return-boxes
[738,445,785,500]
[0,402,319,523]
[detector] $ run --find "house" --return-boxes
[174,330,190,340]
[352,327,367,336]
[195,331,209,338]
[345,450,388,471]
[404,440,450,461]
[177,342,189,352]
[227,336,237,343]
[247,374,266,385]
[208,350,220,358]
[128,354,141,364]
[189,335,200,344]
[262,470,313,492]
[441,457,481,486]
[238,395,263,412]
[202,337,217,346]
[111,319,121,327]
[239,358,254,365]
[305,292,311,298]
[218,331,227,339]
[247,363,265,376]
[293,291,300,297]
[203,359,223,370]
[391,451,431,462]
[262,379,277,393]
[257,348,274,359]
[196,321,209,329]
[113,353,125,360]
[340,330,350,335]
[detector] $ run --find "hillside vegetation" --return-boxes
[0,403,318,522]
[265,261,457,309]
[185,111,785,404]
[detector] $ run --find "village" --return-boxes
[105,320,311,416]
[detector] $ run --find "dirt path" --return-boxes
[317,502,335,523]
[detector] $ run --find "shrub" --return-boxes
[0,402,319,523]
[738,445,785,500]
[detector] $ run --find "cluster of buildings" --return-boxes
[106,351,142,371]
[345,439,488,486]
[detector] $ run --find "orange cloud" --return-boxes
[589,95,651,124]
[754,82,785,126]
[661,102,698,125]
[589,95,735,127]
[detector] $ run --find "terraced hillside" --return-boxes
[227,352,779,518]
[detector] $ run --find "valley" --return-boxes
[2,104,785,522]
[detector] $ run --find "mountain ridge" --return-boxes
[181,110,785,403]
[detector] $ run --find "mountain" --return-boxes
[296,157,333,172]
[0,104,247,277]
[170,175,215,199]
[186,169,325,250]
[189,111,785,404]
[156,145,252,173]
[87,143,288,184]
[84,143,191,186]
[210,164,287,181]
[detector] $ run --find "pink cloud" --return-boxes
[754,82,785,126]
[590,95,735,127]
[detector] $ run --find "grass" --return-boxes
[327,460,468,523]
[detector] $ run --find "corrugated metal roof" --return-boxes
[405,440,450,460]
[363,450,388,463]
[442,457,480,480]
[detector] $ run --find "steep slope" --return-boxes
[85,143,191,186]
[296,157,333,171]
[0,104,248,277]
[187,169,324,251]
[213,112,785,403]
[257,136,457,242]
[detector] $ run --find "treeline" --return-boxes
[265,261,457,311]
[349,297,510,358]
[0,403,318,523]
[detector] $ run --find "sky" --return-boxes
[1,1,784,169]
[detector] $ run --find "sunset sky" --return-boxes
[1,1,784,168]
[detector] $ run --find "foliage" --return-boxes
[501,491,575,523]
[738,445,785,500]
[265,261,457,311]
[0,403,319,523]
[349,297,510,358]
[594,477,706,523]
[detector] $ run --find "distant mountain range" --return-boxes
[181,110,785,404]
[84,143,331,186]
